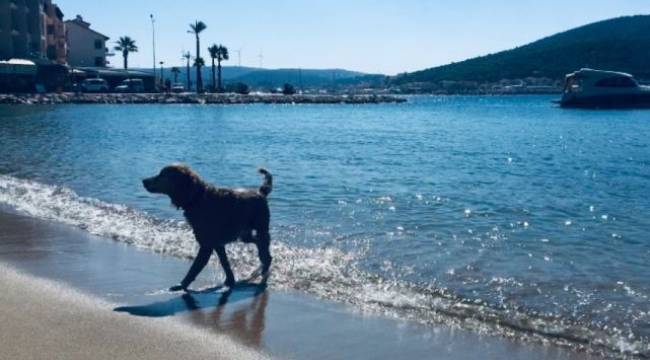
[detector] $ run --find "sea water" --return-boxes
[0,96,648,357]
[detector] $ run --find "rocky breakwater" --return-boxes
[0,93,406,105]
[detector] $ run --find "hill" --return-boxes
[140,66,379,90]
[232,68,367,88]
[393,15,650,88]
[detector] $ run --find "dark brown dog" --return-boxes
[142,164,273,290]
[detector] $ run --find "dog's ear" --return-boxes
[168,167,203,209]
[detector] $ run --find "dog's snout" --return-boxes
[142,177,155,192]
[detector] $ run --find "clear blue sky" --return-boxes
[57,0,649,75]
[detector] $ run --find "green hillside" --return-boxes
[232,68,367,88]
[141,66,375,89]
[394,15,650,85]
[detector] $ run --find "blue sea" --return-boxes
[0,96,648,357]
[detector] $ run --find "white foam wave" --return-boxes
[0,175,198,257]
[0,174,646,359]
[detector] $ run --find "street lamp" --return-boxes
[150,14,157,89]
[159,61,164,90]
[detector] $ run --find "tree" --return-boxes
[182,51,191,89]
[193,57,205,72]
[188,21,207,92]
[114,36,138,70]
[207,45,218,92]
[282,83,296,95]
[226,82,250,95]
[170,67,180,83]
[208,44,229,92]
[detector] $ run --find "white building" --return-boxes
[65,15,109,67]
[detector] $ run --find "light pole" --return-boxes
[159,61,164,90]
[150,14,157,90]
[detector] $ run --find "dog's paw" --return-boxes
[224,278,236,288]
[261,271,270,284]
[169,284,187,292]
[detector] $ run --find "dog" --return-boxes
[142,164,273,291]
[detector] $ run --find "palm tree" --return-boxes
[207,45,218,92]
[114,36,138,70]
[170,67,180,83]
[182,51,191,89]
[208,44,229,92]
[188,21,207,92]
[193,57,205,73]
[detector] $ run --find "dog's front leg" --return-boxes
[214,246,236,287]
[170,246,212,291]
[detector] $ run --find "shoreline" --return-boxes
[0,207,600,360]
[0,92,406,105]
[0,263,268,360]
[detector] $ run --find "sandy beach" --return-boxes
[0,208,602,360]
[0,263,267,360]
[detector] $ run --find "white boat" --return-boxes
[559,68,650,108]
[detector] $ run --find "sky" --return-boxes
[57,0,650,75]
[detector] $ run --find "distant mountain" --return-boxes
[394,15,650,86]
[231,68,366,88]
[139,66,379,89]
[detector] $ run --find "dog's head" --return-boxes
[142,164,205,209]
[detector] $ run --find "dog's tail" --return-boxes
[258,168,273,197]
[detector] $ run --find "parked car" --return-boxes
[80,78,109,92]
[114,78,145,93]
[171,83,185,93]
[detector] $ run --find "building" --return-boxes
[65,15,109,67]
[42,0,65,64]
[0,0,65,63]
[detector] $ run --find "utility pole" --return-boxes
[182,50,191,91]
[150,14,157,90]
[159,61,164,89]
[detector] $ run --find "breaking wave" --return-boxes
[0,174,647,359]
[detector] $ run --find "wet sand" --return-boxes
[0,264,267,360]
[0,208,601,360]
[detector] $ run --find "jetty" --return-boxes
[0,93,406,105]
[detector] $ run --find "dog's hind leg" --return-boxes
[255,229,272,282]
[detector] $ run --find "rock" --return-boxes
[0,92,405,105]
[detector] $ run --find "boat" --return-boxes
[559,68,650,108]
